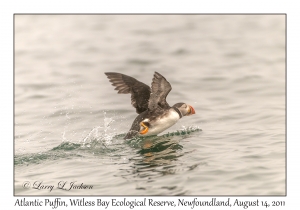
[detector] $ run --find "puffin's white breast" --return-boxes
[142,109,180,136]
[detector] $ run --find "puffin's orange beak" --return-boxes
[139,122,149,134]
[188,105,195,115]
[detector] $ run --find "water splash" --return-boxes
[82,111,117,147]
[126,125,201,147]
[62,130,67,141]
[162,125,201,137]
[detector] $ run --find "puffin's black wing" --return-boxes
[105,72,151,114]
[148,72,172,111]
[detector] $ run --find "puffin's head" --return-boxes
[172,103,196,117]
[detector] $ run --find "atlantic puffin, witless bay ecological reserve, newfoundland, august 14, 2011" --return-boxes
[105,72,196,139]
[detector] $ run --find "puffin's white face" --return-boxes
[174,103,196,116]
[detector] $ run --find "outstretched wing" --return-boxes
[148,72,172,111]
[105,72,151,114]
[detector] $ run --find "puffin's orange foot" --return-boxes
[139,122,149,134]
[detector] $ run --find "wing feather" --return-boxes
[148,72,172,111]
[105,72,151,114]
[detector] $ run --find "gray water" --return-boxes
[14,15,285,196]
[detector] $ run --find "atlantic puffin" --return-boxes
[105,72,195,139]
